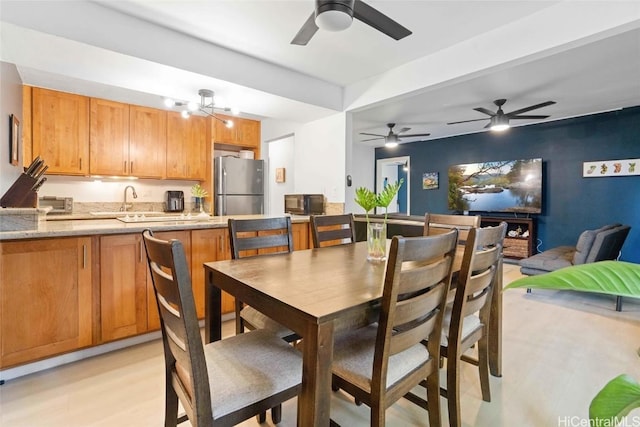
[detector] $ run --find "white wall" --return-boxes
[262,113,348,204]
[0,61,23,196]
[265,135,294,215]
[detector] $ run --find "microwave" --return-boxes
[284,194,324,215]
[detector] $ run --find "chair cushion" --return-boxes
[204,328,302,421]
[240,306,295,339]
[441,306,482,346]
[332,324,430,392]
[572,229,599,264]
[519,246,576,274]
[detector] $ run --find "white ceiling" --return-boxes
[1,0,639,147]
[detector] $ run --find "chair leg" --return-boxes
[371,402,385,427]
[477,337,491,402]
[426,370,442,427]
[164,381,180,427]
[526,288,531,293]
[235,300,245,335]
[447,351,462,427]
[616,296,623,312]
[256,412,266,423]
[271,404,282,424]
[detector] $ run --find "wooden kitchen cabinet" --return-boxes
[213,114,260,148]
[32,87,89,175]
[166,112,208,180]
[191,228,235,316]
[292,222,310,250]
[0,237,93,368]
[99,234,148,342]
[90,100,167,178]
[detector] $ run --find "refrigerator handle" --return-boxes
[222,167,227,215]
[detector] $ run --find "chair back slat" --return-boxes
[424,213,481,246]
[229,217,294,259]
[142,230,212,424]
[371,230,458,394]
[310,214,356,248]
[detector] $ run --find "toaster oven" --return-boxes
[284,194,324,215]
[38,196,73,214]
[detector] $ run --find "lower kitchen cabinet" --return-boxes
[99,234,148,342]
[0,237,93,368]
[191,228,234,316]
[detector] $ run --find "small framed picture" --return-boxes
[422,172,438,189]
[10,114,20,166]
[275,167,286,183]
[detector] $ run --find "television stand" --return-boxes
[480,216,535,260]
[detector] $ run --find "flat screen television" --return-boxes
[448,158,542,214]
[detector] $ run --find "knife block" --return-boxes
[0,173,38,208]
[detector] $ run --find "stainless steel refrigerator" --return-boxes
[214,156,264,215]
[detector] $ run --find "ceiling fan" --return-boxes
[447,99,556,131]
[291,0,411,46]
[360,123,430,147]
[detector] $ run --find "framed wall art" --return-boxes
[275,167,286,183]
[9,114,20,166]
[583,158,639,177]
[422,172,438,189]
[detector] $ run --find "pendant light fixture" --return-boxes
[164,89,239,128]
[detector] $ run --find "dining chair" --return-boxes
[439,222,507,427]
[331,229,459,427]
[424,213,481,246]
[310,213,356,248]
[142,229,302,427]
[228,217,297,341]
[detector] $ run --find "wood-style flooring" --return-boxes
[1,264,639,426]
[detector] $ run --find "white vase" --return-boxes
[367,222,387,263]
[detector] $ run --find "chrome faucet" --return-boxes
[121,185,138,212]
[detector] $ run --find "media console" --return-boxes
[481,216,536,260]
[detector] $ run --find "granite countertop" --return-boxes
[0,214,310,241]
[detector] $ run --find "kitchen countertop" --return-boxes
[0,214,311,241]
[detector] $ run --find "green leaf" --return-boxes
[376,178,404,209]
[354,187,377,213]
[505,261,640,298]
[590,374,640,422]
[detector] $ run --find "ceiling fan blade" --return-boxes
[473,107,496,117]
[353,0,412,41]
[359,132,385,137]
[291,12,319,45]
[399,133,430,138]
[447,118,488,125]
[395,127,411,134]
[506,101,556,116]
[361,137,384,142]
[509,114,551,120]
[484,122,492,129]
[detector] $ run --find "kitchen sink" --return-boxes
[117,213,213,223]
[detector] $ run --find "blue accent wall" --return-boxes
[375,106,640,263]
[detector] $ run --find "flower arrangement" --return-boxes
[191,183,208,198]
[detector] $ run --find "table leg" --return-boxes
[297,320,334,427]
[489,257,503,377]
[204,269,222,344]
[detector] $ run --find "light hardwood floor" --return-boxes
[1,264,639,426]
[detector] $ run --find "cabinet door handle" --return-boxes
[130,161,133,174]
[79,158,82,170]
[82,244,87,269]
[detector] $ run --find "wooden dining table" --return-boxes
[204,240,503,427]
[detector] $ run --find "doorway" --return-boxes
[376,156,410,215]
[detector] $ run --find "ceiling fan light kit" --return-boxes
[490,115,510,132]
[164,88,238,128]
[315,1,354,31]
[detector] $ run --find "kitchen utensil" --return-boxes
[24,156,42,176]
[33,165,49,180]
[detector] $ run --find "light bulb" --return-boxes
[164,98,175,108]
[490,124,510,132]
[181,110,190,119]
[225,119,234,128]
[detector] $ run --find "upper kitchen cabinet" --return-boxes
[166,112,208,180]
[90,100,167,178]
[213,114,260,149]
[32,87,89,175]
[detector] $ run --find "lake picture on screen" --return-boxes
[448,159,542,214]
